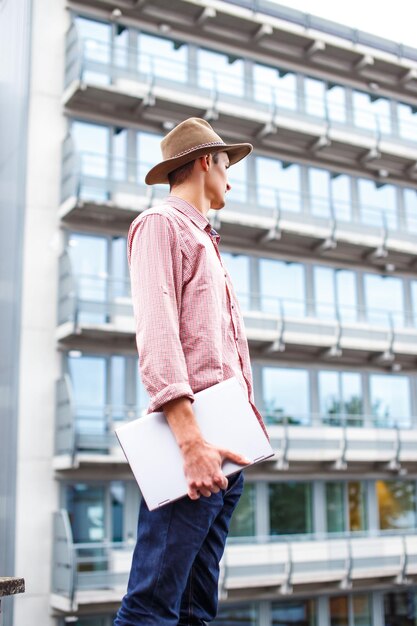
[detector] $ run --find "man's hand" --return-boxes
[163,395,250,500]
[180,438,249,500]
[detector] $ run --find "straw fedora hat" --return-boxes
[145,117,253,185]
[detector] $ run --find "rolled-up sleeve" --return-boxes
[128,213,194,412]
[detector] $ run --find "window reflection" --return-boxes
[369,374,411,428]
[229,483,255,538]
[71,121,109,201]
[198,48,244,97]
[75,17,111,85]
[353,91,391,135]
[326,482,367,533]
[271,599,317,626]
[314,266,357,322]
[384,591,417,626]
[259,259,305,316]
[68,233,108,323]
[256,157,301,213]
[319,371,362,426]
[262,367,309,425]
[138,33,187,82]
[358,179,397,230]
[269,482,313,535]
[377,480,416,531]
[214,603,257,626]
[398,103,417,143]
[304,77,326,119]
[330,594,371,626]
[364,273,404,327]
[253,63,297,110]
[69,354,107,442]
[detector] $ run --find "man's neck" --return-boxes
[169,188,210,218]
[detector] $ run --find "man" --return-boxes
[114,117,266,626]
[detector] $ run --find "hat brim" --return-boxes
[145,143,253,185]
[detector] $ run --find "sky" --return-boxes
[274,0,417,48]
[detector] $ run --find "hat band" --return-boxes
[171,141,226,159]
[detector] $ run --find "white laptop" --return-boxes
[115,377,274,510]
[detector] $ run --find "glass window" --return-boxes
[112,128,127,181]
[270,482,312,535]
[229,483,255,538]
[411,281,417,327]
[314,267,357,322]
[198,48,244,97]
[111,356,125,422]
[398,102,417,143]
[358,179,398,230]
[139,33,187,82]
[214,603,257,626]
[68,354,107,441]
[256,157,301,213]
[369,374,411,428]
[271,599,316,626]
[68,233,108,323]
[111,482,125,542]
[262,367,309,425]
[137,131,163,183]
[67,484,106,543]
[404,188,417,234]
[318,371,363,426]
[331,173,351,222]
[309,168,330,218]
[326,481,367,533]
[327,84,346,123]
[260,258,305,316]
[111,236,129,299]
[384,591,417,626]
[253,63,297,110]
[364,273,404,327]
[305,77,326,119]
[227,157,247,204]
[71,122,109,200]
[330,595,371,626]
[75,17,111,85]
[221,253,250,310]
[353,91,391,135]
[377,480,417,530]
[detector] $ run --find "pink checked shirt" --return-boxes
[128,195,266,432]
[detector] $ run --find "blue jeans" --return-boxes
[114,471,243,626]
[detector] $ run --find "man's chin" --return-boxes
[211,200,225,210]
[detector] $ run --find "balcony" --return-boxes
[55,372,417,474]
[63,27,417,185]
[60,143,417,270]
[51,509,417,613]
[57,255,417,369]
[67,0,417,102]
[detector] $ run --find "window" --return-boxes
[269,482,313,535]
[304,77,326,119]
[364,273,404,327]
[369,374,411,428]
[74,17,111,85]
[68,354,107,441]
[331,173,351,222]
[353,91,391,135]
[214,603,257,626]
[262,367,309,425]
[71,121,109,201]
[139,33,187,82]
[330,594,372,626]
[314,266,357,322]
[227,157,248,204]
[229,483,255,538]
[221,253,250,310]
[377,480,416,531]
[384,591,417,626]
[326,481,367,533]
[259,258,305,316]
[404,188,417,233]
[318,371,363,426]
[358,179,398,230]
[137,131,163,182]
[112,128,128,181]
[253,63,297,110]
[256,157,301,213]
[272,599,316,626]
[198,48,244,97]
[398,102,417,143]
[327,84,346,123]
[309,168,352,222]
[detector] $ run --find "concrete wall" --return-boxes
[0,0,32,624]
[12,0,68,623]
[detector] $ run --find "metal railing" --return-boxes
[60,144,417,235]
[64,27,417,149]
[52,509,417,603]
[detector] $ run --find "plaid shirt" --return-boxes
[128,195,265,432]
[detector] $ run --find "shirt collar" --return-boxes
[165,195,212,233]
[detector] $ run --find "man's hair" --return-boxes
[168,152,220,189]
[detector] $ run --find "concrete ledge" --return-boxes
[0,577,25,597]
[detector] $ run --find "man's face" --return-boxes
[206,151,231,210]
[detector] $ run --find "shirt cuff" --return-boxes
[148,383,195,413]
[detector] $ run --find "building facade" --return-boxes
[6,0,417,625]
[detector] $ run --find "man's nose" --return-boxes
[226,182,231,192]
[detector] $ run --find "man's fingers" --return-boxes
[220,449,251,466]
[213,473,228,490]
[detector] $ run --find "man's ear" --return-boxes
[198,154,211,172]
